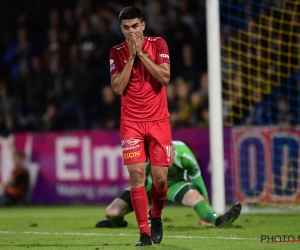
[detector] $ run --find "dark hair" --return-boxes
[119,6,143,22]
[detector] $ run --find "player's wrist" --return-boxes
[128,56,135,61]
[137,51,144,57]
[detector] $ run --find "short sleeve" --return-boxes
[109,48,122,75]
[155,38,170,65]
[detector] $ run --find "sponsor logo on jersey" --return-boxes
[123,151,141,159]
[123,145,140,151]
[110,59,114,65]
[125,138,140,146]
[159,54,169,58]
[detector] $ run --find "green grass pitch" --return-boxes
[0,205,300,249]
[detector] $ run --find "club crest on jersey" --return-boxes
[143,51,150,59]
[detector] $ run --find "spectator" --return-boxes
[76,18,97,62]
[93,18,120,82]
[177,0,200,39]
[198,72,208,97]
[43,27,69,69]
[98,6,123,40]
[75,0,96,22]
[89,85,120,129]
[61,7,78,44]
[0,80,15,118]
[145,0,168,37]
[100,85,120,129]
[277,97,294,127]
[66,43,92,116]
[16,88,42,131]
[166,82,179,129]
[59,79,86,130]
[3,26,38,99]
[190,91,209,127]
[0,150,29,206]
[41,103,61,131]
[164,7,195,66]
[48,8,61,30]
[3,26,36,80]
[2,115,20,136]
[175,77,192,127]
[48,52,67,99]
[172,43,199,81]
[29,56,51,104]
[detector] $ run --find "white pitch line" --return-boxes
[0,230,257,241]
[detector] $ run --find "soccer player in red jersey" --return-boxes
[109,6,172,246]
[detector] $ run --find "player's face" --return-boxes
[120,18,145,41]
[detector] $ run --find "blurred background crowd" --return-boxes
[1,0,297,137]
[0,0,209,136]
[220,0,300,127]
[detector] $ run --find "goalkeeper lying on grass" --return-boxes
[96,140,241,228]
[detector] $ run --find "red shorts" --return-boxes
[120,118,172,166]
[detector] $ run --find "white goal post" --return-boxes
[206,0,226,214]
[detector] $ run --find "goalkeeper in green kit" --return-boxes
[96,141,241,228]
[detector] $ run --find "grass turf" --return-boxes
[0,205,300,249]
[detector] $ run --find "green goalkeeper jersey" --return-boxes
[145,140,208,197]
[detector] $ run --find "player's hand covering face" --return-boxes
[127,36,136,59]
[131,32,143,55]
[121,18,145,57]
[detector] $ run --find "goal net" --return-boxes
[220,0,300,205]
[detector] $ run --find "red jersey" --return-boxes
[110,37,170,121]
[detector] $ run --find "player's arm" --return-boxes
[181,149,209,198]
[133,34,170,86]
[137,55,170,86]
[111,58,134,95]
[110,37,136,95]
